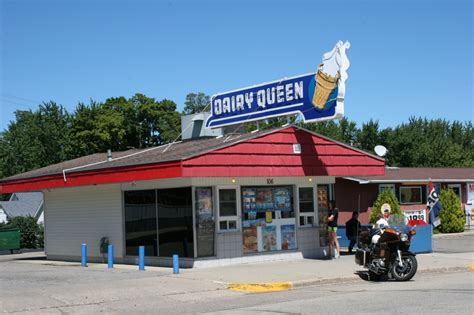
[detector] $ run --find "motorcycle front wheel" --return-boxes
[391,255,417,281]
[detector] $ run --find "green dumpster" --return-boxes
[0,227,21,253]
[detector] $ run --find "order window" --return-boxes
[218,189,238,231]
[299,187,315,226]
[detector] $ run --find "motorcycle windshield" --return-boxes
[387,214,411,233]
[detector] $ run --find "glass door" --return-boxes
[195,187,215,257]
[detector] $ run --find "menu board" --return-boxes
[195,188,215,257]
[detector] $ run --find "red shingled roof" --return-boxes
[0,126,385,193]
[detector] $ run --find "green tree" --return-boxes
[67,94,181,157]
[134,94,181,146]
[369,190,402,224]
[387,117,473,167]
[6,216,42,249]
[438,189,465,233]
[0,102,70,178]
[302,117,358,145]
[358,119,380,153]
[182,92,210,115]
[67,100,125,157]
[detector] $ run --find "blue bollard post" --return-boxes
[139,246,145,271]
[108,244,113,269]
[173,254,179,274]
[81,243,87,267]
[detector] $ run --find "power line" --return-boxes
[0,93,43,104]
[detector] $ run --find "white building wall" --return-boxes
[0,208,7,224]
[43,184,123,260]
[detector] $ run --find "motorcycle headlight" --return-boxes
[400,233,408,242]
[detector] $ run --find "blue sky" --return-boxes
[1,0,472,131]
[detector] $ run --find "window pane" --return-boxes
[299,202,314,213]
[228,220,237,230]
[220,189,237,216]
[220,189,236,202]
[299,216,305,226]
[299,187,313,201]
[400,187,422,204]
[220,221,227,230]
[307,216,314,225]
[299,187,314,213]
[124,190,157,256]
[157,187,194,258]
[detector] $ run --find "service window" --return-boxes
[218,189,239,232]
[400,186,422,204]
[299,187,315,226]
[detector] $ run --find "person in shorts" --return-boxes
[327,200,340,258]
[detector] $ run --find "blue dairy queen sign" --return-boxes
[206,41,351,129]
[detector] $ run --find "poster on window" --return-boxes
[262,226,277,251]
[243,227,258,253]
[242,188,256,211]
[281,224,296,250]
[318,185,330,247]
[196,188,213,220]
[195,187,215,257]
[256,188,274,211]
[274,187,291,211]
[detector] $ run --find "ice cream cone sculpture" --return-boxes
[312,65,340,110]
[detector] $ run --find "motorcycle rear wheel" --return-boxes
[391,255,417,281]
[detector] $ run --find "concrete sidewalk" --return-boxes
[9,250,473,290]
[176,252,473,288]
[3,230,473,290]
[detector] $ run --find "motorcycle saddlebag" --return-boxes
[355,249,367,266]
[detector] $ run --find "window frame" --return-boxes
[216,185,241,233]
[379,184,396,194]
[448,184,462,201]
[298,186,316,227]
[400,186,423,204]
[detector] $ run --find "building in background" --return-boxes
[335,167,474,225]
[0,192,44,225]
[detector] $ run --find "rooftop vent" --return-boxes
[181,112,223,140]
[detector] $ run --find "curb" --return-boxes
[227,282,293,292]
[226,266,471,292]
[291,266,470,288]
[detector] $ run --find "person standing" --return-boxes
[327,200,340,259]
[345,211,361,254]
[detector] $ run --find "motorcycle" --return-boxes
[355,215,418,281]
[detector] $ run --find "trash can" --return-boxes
[0,227,21,254]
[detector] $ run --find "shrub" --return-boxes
[439,189,464,233]
[6,216,42,249]
[369,190,403,224]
